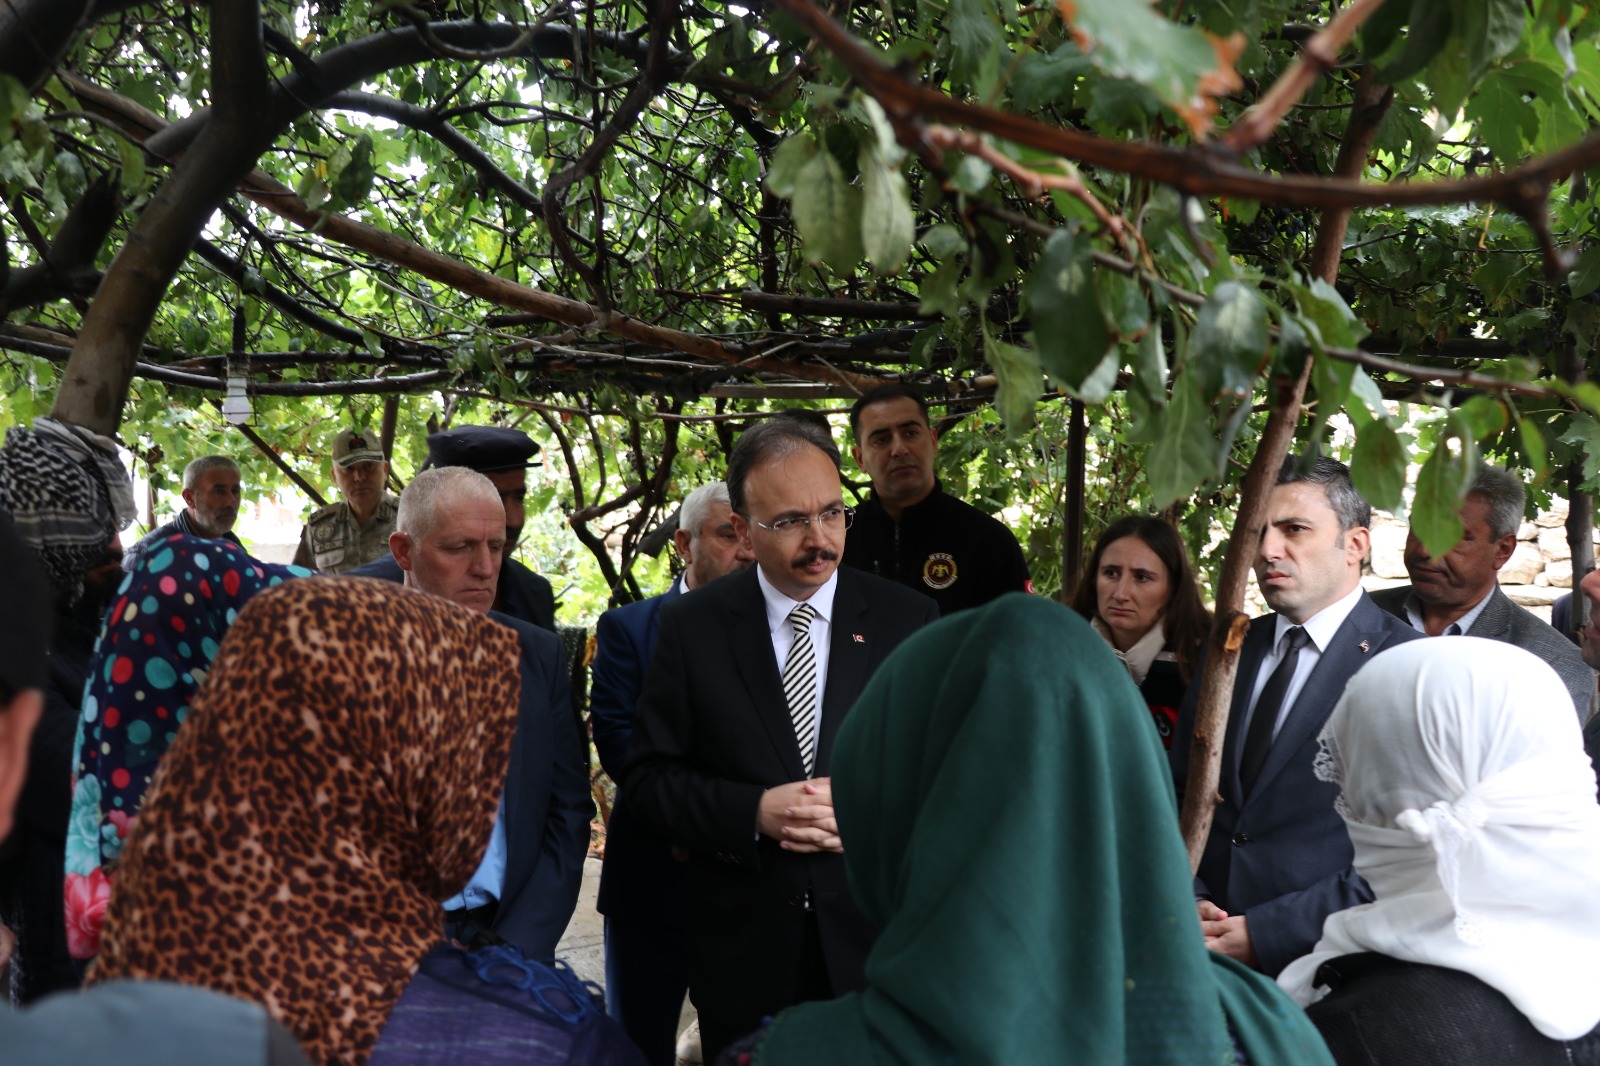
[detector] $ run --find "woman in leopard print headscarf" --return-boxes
[89,576,522,1065]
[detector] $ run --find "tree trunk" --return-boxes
[1179,68,1393,868]
[50,0,274,436]
[0,0,96,94]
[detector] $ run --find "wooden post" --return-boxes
[1061,399,1086,600]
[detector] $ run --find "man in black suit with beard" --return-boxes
[623,416,940,1062]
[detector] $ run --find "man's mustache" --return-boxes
[793,549,839,566]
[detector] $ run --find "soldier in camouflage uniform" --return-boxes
[293,428,399,574]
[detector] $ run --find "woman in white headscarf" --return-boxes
[1279,637,1600,1064]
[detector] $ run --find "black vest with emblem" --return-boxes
[840,482,1031,616]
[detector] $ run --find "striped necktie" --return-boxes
[783,603,819,776]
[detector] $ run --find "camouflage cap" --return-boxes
[332,429,387,468]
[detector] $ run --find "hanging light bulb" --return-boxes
[222,353,251,425]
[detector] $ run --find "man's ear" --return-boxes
[673,527,694,566]
[180,485,197,511]
[850,444,863,468]
[390,531,415,572]
[1346,526,1372,568]
[730,512,754,552]
[0,690,45,844]
[1491,532,1517,571]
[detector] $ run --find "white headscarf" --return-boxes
[1279,637,1600,1039]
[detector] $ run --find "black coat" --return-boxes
[622,566,938,1032]
[490,613,594,961]
[1170,592,1422,975]
[841,483,1030,616]
[1307,953,1600,1066]
[0,607,96,1000]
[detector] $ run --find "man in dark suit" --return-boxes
[380,466,591,960]
[1368,463,1594,719]
[591,480,752,1066]
[1172,455,1421,977]
[624,417,940,1062]
[350,426,557,632]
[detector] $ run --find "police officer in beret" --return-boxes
[348,426,558,632]
[293,429,400,574]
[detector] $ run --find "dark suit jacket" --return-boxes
[491,613,594,960]
[622,566,939,1029]
[347,553,557,633]
[591,577,687,926]
[1369,584,1595,720]
[1170,591,1421,976]
[0,610,95,1000]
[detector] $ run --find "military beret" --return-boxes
[424,426,542,472]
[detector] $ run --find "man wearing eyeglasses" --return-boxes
[623,415,940,1064]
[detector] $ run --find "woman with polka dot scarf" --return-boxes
[64,536,309,967]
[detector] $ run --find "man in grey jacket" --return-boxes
[1370,463,1594,719]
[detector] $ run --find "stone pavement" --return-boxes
[554,856,606,987]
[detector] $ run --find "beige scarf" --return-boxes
[1091,615,1168,687]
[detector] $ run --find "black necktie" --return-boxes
[1239,626,1309,796]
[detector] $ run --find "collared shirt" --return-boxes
[1243,583,1365,741]
[1402,588,1493,637]
[445,795,507,911]
[758,567,837,744]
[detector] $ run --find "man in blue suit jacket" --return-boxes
[1171,456,1421,976]
[360,466,591,961]
[591,481,753,1066]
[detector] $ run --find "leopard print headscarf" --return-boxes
[91,577,522,1065]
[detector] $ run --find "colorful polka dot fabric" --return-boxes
[64,535,310,962]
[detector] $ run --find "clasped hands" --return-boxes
[757,778,842,853]
[1197,899,1259,969]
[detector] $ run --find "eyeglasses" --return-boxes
[750,507,855,538]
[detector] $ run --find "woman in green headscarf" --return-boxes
[735,594,1331,1065]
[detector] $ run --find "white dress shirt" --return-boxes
[757,566,836,747]
[1242,583,1365,741]
[1403,588,1493,636]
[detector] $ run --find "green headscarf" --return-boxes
[750,594,1332,1065]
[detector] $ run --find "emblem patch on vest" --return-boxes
[922,552,957,590]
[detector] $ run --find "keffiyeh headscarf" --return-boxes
[0,416,135,604]
[90,578,523,1065]
[1280,637,1600,1040]
[66,536,310,963]
[750,594,1332,1066]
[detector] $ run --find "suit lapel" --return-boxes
[1250,596,1382,797]
[726,570,810,781]
[815,572,869,776]
[1466,586,1512,639]
[1220,619,1273,804]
